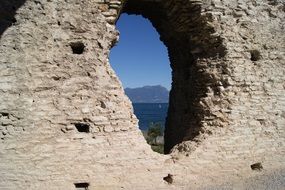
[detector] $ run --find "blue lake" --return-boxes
[132,103,168,131]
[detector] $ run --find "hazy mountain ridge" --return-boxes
[125,85,169,103]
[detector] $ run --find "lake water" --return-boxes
[132,103,168,131]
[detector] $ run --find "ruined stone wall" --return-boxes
[169,0,285,187]
[0,0,170,189]
[0,0,284,189]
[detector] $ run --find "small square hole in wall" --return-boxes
[250,50,261,61]
[251,162,263,171]
[74,123,90,133]
[70,41,85,54]
[163,174,173,184]
[74,182,89,190]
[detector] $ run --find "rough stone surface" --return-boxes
[0,0,284,189]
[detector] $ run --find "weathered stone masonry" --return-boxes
[0,0,284,189]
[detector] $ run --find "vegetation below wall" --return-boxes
[142,122,164,154]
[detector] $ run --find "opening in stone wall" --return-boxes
[74,182,89,190]
[110,14,171,154]
[70,41,85,54]
[111,0,226,154]
[74,123,90,133]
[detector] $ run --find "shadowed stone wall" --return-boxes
[0,0,284,189]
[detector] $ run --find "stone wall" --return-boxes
[0,0,284,189]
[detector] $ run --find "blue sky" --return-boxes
[109,14,171,90]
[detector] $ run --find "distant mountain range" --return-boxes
[125,85,169,103]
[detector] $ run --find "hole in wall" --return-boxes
[70,42,85,54]
[110,0,226,154]
[163,174,173,184]
[250,50,261,61]
[100,101,107,109]
[74,123,90,133]
[0,112,9,117]
[52,76,60,81]
[251,162,263,171]
[110,14,171,154]
[74,182,89,190]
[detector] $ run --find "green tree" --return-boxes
[147,122,163,144]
